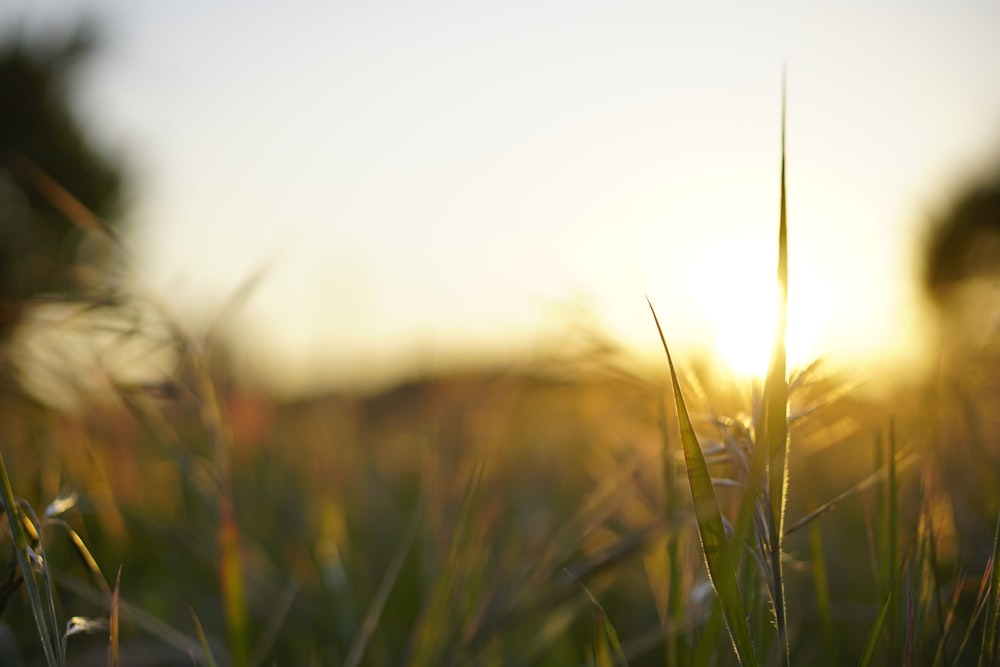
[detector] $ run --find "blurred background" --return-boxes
[5,0,1000,397]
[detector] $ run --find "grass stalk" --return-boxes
[759,73,791,667]
[977,508,1000,665]
[860,541,914,667]
[648,300,758,667]
[887,420,900,663]
[108,567,121,667]
[0,449,62,666]
[807,504,835,664]
[344,496,424,667]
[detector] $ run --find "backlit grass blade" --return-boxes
[109,567,121,667]
[0,450,61,667]
[648,299,758,667]
[759,71,790,667]
[784,450,918,536]
[860,541,914,667]
[978,508,1000,665]
[191,608,221,667]
[218,494,249,667]
[808,505,835,664]
[19,501,63,663]
[345,496,424,667]
[579,583,629,667]
[408,460,487,667]
[886,420,900,663]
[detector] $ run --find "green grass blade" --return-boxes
[860,541,913,667]
[108,567,121,667]
[887,420,900,663]
[344,496,424,667]
[978,508,1000,665]
[580,583,629,667]
[648,299,758,667]
[808,506,835,664]
[759,71,791,667]
[784,451,918,536]
[19,501,64,663]
[218,494,249,667]
[408,460,487,667]
[0,450,61,667]
[191,608,221,667]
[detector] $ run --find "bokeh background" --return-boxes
[6,0,1000,396]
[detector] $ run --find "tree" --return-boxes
[0,22,122,339]
[923,164,1000,303]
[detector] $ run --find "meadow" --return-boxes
[3,121,1000,667]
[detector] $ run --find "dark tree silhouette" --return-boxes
[0,23,122,338]
[923,165,1000,303]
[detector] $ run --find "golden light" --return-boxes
[690,235,825,378]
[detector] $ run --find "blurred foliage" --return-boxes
[0,22,122,339]
[923,161,1000,303]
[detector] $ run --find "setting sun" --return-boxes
[690,235,824,378]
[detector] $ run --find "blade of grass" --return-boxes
[248,577,301,667]
[648,299,758,667]
[759,71,791,667]
[950,562,996,665]
[888,420,900,664]
[932,570,966,667]
[860,541,914,667]
[345,496,424,667]
[784,450,918,536]
[19,500,64,663]
[218,493,248,667]
[978,508,1000,665]
[579,582,629,667]
[807,504,835,664]
[48,518,111,596]
[109,567,121,667]
[0,450,61,667]
[191,608,221,667]
[408,460,487,667]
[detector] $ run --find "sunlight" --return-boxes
[690,235,824,378]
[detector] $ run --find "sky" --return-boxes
[5,0,1000,395]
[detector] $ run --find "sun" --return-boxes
[690,236,824,378]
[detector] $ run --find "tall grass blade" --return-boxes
[580,583,629,667]
[888,420,900,663]
[408,460,487,667]
[783,450,918,536]
[345,497,424,667]
[249,578,301,667]
[191,608,221,667]
[108,567,121,667]
[218,494,249,667]
[19,501,64,663]
[648,299,758,667]
[978,508,1000,666]
[759,71,791,667]
[860,541,913,667]
[931,572,965,667]
[808,506,834,664]
[48,518,110,596]
[0,450,61,667]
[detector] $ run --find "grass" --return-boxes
[3,106,1000,666]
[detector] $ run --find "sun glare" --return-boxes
[691,236,823,378]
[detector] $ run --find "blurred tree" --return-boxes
[921,158,1000,568]
[923,165,1000,302]
[0,22,122,339]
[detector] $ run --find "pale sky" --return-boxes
[6,1,1000,395]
